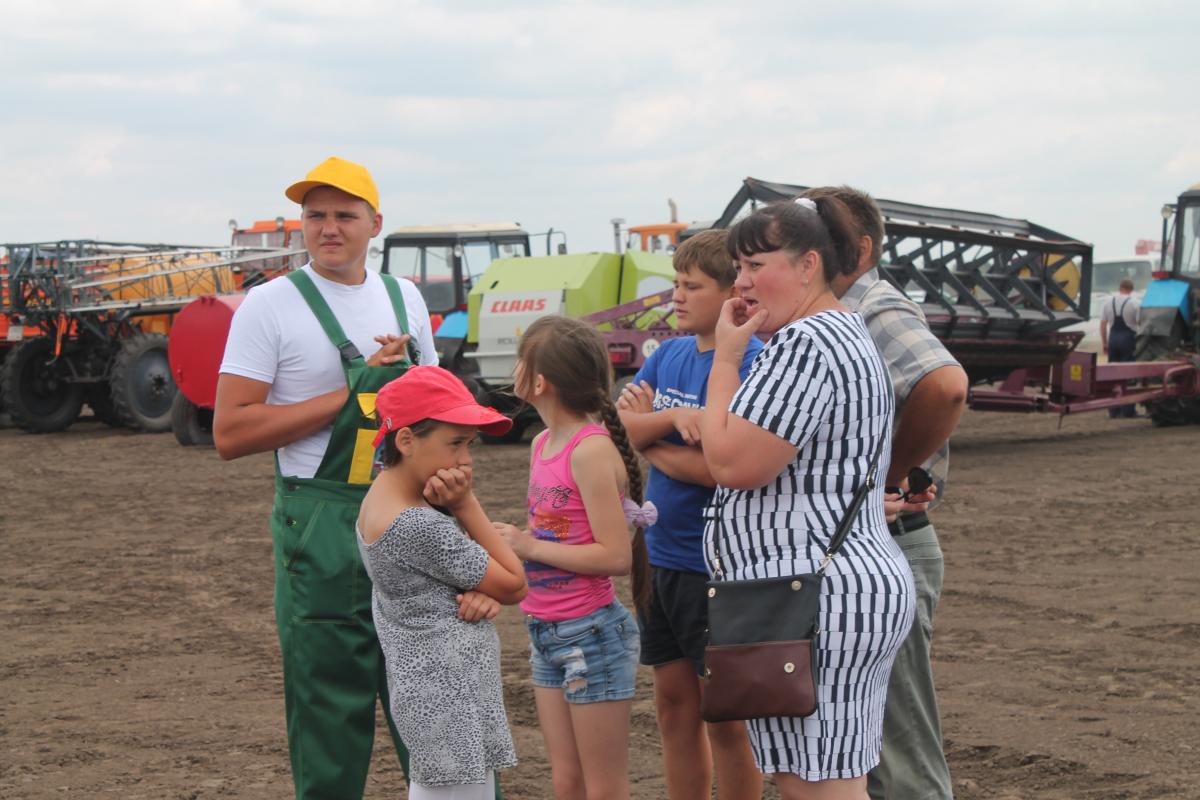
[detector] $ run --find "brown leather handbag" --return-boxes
[700,435,886,723]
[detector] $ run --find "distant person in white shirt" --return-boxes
[1100,278,1140,418]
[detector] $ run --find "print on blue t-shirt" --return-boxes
[635,335,763,574]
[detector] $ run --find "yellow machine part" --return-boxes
[102,252,238,304]
[137,315,172,336]
[1018,256,1081,311]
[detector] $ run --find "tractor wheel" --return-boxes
[1148,390,1200,427]
[85,385,123,427]
[0,337,84,433]
[461,378,531,444]
[612,373,635,402]
[110,333,177,433]
[170,392,214,447]
[0,350,10,428]
[1135,317,1188,425]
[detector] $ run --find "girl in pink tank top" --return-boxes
[494,316,652,800]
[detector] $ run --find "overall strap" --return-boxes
[379,273,411,336]
[380,272,420,364]
[286,270,366,371]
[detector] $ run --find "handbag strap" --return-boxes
[817,432,887,572]
[710,429,888,579]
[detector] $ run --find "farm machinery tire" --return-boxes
[0,337,84,433]
[459,375,530,444]
[111,333,178,433]
[170,393,214,447]
[1147,397,1200,427]
[85,385,123,427]
[611,373,635,402]
[0,350,10,428]
[1135,319,1200,426]
[481,419,529,445]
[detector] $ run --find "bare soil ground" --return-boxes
[2,409,1198,799]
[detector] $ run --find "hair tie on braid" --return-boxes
[795,197,817,211]
[623,498,658,528]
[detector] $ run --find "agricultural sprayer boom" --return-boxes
[0,239,298,434]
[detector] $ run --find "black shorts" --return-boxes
[637,566,710,676]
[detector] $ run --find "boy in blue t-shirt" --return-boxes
[617,229,762,800]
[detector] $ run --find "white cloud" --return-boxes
[0,0,1197,261]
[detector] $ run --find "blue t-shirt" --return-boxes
[635,335,763,574]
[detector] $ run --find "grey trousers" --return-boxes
[867,523,954,800]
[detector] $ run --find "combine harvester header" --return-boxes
[715,177,1094,382]
[711,178,1199,423]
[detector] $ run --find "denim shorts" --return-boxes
[525,600,640,704]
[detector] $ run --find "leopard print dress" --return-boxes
[357,506,517,787]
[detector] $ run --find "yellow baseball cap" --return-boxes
[285,156,380,211]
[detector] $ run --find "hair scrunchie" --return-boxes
[622,498,658,528]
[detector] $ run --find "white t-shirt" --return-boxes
[1100,293,1140,329]
[219,265,439,478]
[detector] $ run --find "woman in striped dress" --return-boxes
[700,198,916,799]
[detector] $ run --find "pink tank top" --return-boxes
[520,424,618,621]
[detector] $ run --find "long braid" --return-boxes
[599,393,651,614]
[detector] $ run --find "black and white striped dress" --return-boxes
[704,311,916,781]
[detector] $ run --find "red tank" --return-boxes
[167,294,246,409]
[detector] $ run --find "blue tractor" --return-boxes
[1137,182,1200,423]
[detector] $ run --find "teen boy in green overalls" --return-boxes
[215,157,437,799]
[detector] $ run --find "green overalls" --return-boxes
[270,270,413,799]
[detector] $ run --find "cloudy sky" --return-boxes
[2,0,1197,261]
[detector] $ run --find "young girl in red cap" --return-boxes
[357,366,528,800]
[494,315,652,800]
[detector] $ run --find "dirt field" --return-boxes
[2,409,1198,799]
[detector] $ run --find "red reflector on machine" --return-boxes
[1151,271,1170,280]
[609,345,634,365]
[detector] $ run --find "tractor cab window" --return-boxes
[388,245,453,283]
[387,244,455,314]
[459,242,497,283]
[1180,205,1200,275]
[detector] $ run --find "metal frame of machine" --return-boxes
[0,239,296,433]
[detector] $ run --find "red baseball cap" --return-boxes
[372,366,513,447]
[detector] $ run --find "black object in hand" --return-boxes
[905,466,933,497]
[885,467,934,501]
